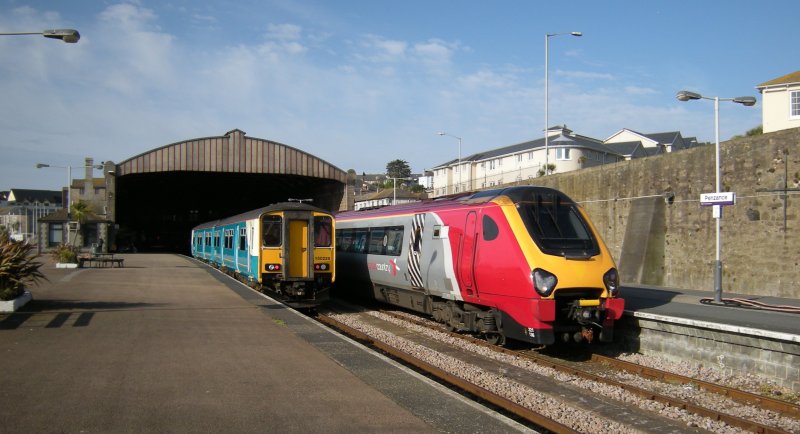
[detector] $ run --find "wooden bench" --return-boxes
[78,255,124,268]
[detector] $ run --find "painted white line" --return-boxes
[627,310,800,343]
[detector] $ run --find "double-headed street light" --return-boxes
[36,162,104,210]
[675,90,756,303]
[544,31,581,175]
[0,29,80,43]
[437,132,462,194]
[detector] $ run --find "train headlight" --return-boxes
[314,263,328,271]
[265,264,282,272]
[532,268,558,297]
[603,268,619,296]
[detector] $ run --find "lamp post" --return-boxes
[388,177,413,205]
[544,31,581,176]
[675,90,756,303]
[437,132,462,193]
[0,29,80,43]
[36,162,105,206]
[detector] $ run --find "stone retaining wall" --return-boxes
[522,127,800,298]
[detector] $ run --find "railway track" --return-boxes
[316,300,799,433]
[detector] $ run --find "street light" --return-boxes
[0,29,80,43]
[544,31,581,176]
[388,177,413,205]
[437,132,462,194]
[36,162,104,209]
[675,90,756,303]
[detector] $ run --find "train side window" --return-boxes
[368,227,386,255]
[385,226,404,256]
[314,216,332,247]
[262,216,282,247]
[238,227,246,250]
[482,215,499,241]
[336,229,352,252]
[353,229,368,253]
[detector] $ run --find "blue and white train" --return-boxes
[190,202,335,308]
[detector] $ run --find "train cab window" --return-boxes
[482,215,499,241]
[262,216,282,247]
[314,216,332,247]
[515,191,598,256]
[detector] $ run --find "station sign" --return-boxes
[700,192,736,206]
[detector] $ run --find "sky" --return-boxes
[0,0,796,191]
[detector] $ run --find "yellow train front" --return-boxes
[191,202,335,309]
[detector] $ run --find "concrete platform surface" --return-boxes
[621,284,800,340]
[0,254,529,433]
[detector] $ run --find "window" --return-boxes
[482,215,499,241]
[528,151,534,160]
[48,223,63,247]
[791,90,800,118]
[314,216,332,247]
[224,229,234,249]
[556,148,571,160]
[335,226,403,256]
[239,228,246,250]
[262,216,282,247]
[512,189,598,257]
[517,154,523,162]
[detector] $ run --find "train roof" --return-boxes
[336,186,575,220]
[192,202,330,230]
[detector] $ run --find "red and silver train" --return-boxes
[334,186,624,345]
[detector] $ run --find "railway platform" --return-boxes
[0,254,528,433]
[619,284,800,392]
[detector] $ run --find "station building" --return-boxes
[35,129,346,253]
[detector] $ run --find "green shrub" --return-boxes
[0,230,46,301]
[50,244,79,264]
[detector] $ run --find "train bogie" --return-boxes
[335,186,624,346]
[191,202,335,309]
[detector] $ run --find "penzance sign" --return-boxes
[700,192,736,206]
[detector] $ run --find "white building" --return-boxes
[757,71,800,134]
[430,126,624,198]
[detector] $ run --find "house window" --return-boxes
[791,90,800,118]
[48,223,63,247]
[517,154,523,162]
[527,151,533,160]
[556,148,571,160]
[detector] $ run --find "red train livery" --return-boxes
[335,186,624,346]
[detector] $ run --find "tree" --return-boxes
[69,201,95,246]
[386,159,411,179]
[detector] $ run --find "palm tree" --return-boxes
[69,201,95,246]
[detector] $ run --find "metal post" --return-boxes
[457,136,462,192]
[544,34,549,175]
[713,96,722,303]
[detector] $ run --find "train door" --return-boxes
[458,211,478,297]
[288,219,309,278]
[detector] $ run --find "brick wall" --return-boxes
[522,127,800,298]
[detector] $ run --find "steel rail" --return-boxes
[315,313,579,434]
[377,309,793,434]
[590,353,800,419]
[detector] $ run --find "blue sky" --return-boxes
[1,1,795,191]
